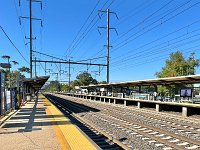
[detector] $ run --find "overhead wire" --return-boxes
[113,0,157,27]
[111,26,200,65]
[111,36,200,71]
[88,0,184,75]
[87,0,191,76]
[65,0,113,79]
[108,0,199,63]
[70,0,117,78]
[112,0,177,45]
[66,0,108,57]
[111,32,200,66]
[110,19,200,62]
[74,0,200,81]
[0,25,29,64]
[89,0,157,60]
[69,0,116,57]
[111,0,194,52]
[13,0,30,55]
[33,50,106,63]
[65,0,101,55]
[111,47,200,73]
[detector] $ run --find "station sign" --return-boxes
[0,63,11,69]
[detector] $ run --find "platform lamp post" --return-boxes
[1,56,18,110]
[1,55,11,89]
[1,55,19,89]
[0,62,11,113]
[9,61,19,87]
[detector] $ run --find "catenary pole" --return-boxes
[30,0,33,78]
[107,8,110,84]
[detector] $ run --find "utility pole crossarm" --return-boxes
[19,16,42,21]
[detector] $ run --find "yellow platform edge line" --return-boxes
[42,95,97,150]
[46,108,72,150]
[43,95,72,150]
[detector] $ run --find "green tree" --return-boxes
[60,83,70,91]
[44,81,61,92]
[76,72,98,86]
[71,80,80,88]
[155,51,200,96]
[187,52,200,75]
[98,81,107,84]
[5,70,25,88]
[156,51,199,78]
[18,66,30,73]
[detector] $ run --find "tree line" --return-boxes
[44,72,107,92]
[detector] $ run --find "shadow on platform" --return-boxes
[1,98,71,134]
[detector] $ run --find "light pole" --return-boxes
[1,55,18,111]
[9,61,19,87]
[1,55,18,89]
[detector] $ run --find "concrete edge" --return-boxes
[0,110,19,127]
[43,94,101,150]
[0,99,29,127]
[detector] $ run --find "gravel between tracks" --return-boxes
[52,94,200,150]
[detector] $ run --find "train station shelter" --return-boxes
[21,76,50,100]
[67,75,200,117]
[81,75,200,95]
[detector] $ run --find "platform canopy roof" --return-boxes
[21,76,50,91]
[81,75,200,89]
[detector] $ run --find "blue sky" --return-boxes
[1,0,200,83]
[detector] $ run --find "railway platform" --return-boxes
[0,95,99,150]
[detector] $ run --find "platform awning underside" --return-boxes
[22,76,50,91]
[81,75,200,89]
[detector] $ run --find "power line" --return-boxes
[67,0,116,57]
[91,0,196,66]
[88,0,157,60]
[65,0,100,55]
[68,17,100,56]
[111,48,200,73]
[0,25,29,64]
[112,34,200,67]
[33,50,106,62]
[111,37,200,70]
[111,0,194,52]
[112,0,177,45]
[76,0,200,80]
[109,1,200,56]
[13,0,30,55]
[81,0,155,79]
[113,0,157,27]
[66,0,108,56]
[111,27,200,65]
[111,19,200,62]
[67,0,117,75]
[33,59,107,66]
[39,61,45,72]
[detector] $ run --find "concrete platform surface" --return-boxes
[0,95,98,150]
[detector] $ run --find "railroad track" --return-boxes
[45,94,126,150]
[57,94,200,137]
[46,93,200,150]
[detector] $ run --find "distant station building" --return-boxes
[62,75,200,117]
[80,75,200,103]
